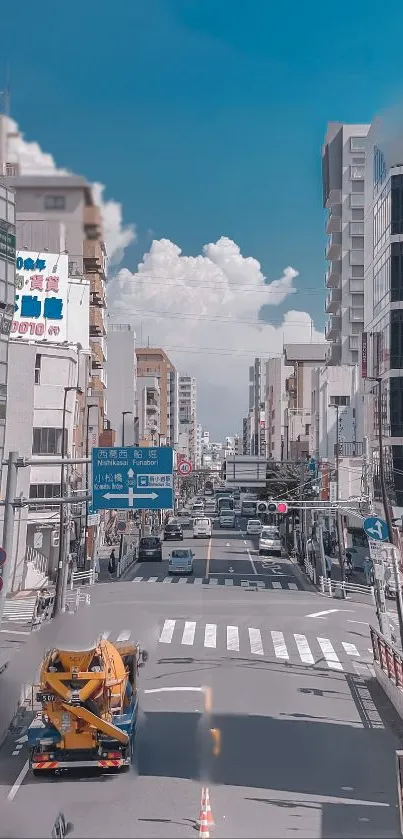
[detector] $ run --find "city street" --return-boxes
[0,525,401,838]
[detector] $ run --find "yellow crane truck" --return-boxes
[27,636,148,774]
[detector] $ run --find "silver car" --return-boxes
[168,548,194,575]
[259,526,282,557]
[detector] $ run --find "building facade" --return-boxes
[0,183,15,473]
[178,375,197,465]
[265,356,291,461]
[136,348,177,447]
[283,344,327,460]
[106,324,137,446]
[322,122,370,366]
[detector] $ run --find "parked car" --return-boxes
[219,511,236,528]
[138,536,163,562]
[164,520,184,540]
[168,548,194,575]
[177,509,191,527]
[259,526,282,557]
[193,517,212,538]
[246,519,262,536]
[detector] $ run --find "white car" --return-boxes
[246,519,262,536]
[259,526,282,557]
[219,511,236,528]
[191,503,204,517]
[193,517,212,538]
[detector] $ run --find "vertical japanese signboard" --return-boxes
[12,251,68,342]
[361,332,368,379]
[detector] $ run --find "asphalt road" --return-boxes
[0,524,401,838]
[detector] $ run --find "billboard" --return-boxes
[12,252,68,342]
[361,332,368,379]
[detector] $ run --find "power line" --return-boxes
[108,308,321,329]
[111,273,323,296]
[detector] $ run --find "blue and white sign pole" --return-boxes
[363,516,389,542]
[91,446,174,511]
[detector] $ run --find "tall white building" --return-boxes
[322,122,370,366]
[178,375,197,465]
[265,356,291,460]
[106,323,137,446]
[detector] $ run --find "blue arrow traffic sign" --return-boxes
[91,446,174,511]
[363,516,389,542]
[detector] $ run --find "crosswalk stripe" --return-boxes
[163,577,173,583]
[272,582,282,589]
[178,577,188,584]
[101,631,111,639]
[225,579,234,586]
[160,619,176,644]
[227,625,239,651]
[133,577,143,582]
[148,576,158,583]
[294,634,314,664]
[318,637,343,671]
[194,577,203,584]
[116,630,131,642]
[209,578,218,585]
[204,624,217,648]
[271,630,289,659]
[182,621,196,645]
[248,628,263,655]
[342,642,360,657]
[288,583,298,590]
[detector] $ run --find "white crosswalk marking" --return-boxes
[227,625,239,651]
[182,621,196,645]
[342,642,360,657]
[209,578,218,585]
[288,583,298,590]
[204,624,217,648]
[101,631,111,639]
[194,577,203,584]
[294,634,314,664]
[178,577,189,584]
[271,631,289,659]
[225,578,234,586]
[318,637,343,671]
[272,582,282,589]
[116,630,131,642]
[163,577,173,583]
[2,597,37,623]
[160,619,176,644]
[148,576,158,583]
[248,628,263,655]
[133,577,143,582]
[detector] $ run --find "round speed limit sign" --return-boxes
[178,459,192,476]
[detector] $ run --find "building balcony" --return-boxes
[335,441,364,457]
[325,188,342,209]
[84,205,103,239]
[91,375,105,392]
[325,341,342,365]
[84,239,105,274]
[325,262,341,288]
[325,235,342,262]
[146,402,159,414]
[325,287,342,314]
[325,316,342,341]
[89,272,106,307]
[326,209,342,234]
[91,341,105,370]
[90,306,106,337]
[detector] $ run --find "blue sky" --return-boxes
[2,0,403,434]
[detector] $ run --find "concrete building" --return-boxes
[322,122,370,366]
[136,348,177,447]
[311,364,363,461]
[106,324,137,446]
[265,356,292,461]
[248,359,266,456]
[283,343,327,460]
[0,183,16,474]
[362,116,403,514]
[138,376,161,446]
[196,423,203,468]
[178,375,197,465]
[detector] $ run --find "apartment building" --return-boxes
[106,323,137,446]
[283,343,327,460]
[0,183,15,473]
[265,356,292,461]
[136,347,177,447]
[248,359,266,456]
[178,374,197,464]
[138,377,161,445]
[322,122,370,366]
[362,118,403,513]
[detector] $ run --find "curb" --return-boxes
[288,553,317,594]
[120,555,139,581]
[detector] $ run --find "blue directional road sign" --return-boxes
[91,446,174,511]
[363,516,388,542]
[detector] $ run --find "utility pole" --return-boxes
[329,403,345,583]
[0,452,18,626]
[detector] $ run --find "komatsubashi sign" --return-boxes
[12,252,68,342]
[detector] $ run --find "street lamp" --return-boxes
[328,403,345,583]
[54,385,82,616]
[122,411,131,447]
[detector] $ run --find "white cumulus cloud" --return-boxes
[109,236,323,436]
[4,117,135,266]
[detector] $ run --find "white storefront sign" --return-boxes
[12,251,69,342]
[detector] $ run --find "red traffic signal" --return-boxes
[277,502,288,514]
[267,501,288,514]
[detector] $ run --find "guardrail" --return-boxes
[117,548,137,578]
[319,575,375,602]
[65,587,91,612]
[370,625,403,687]
[70,569,95,589]
[304,556,317,584]
[31,590,56,629]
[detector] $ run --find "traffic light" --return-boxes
[267,502,288,514]
[256,501,267,514]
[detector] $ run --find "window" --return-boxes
[34,354,41,385]
[32,427,66,455]
[391,174,403,235]
[351,180,364,193]
[351,264,364,278]
[373,180,391,256]
[391,310,403,369]
[351,236,364,250]
[329,395,350,406]
[350,165,365,180]
[351,208,364,221]
[350,137,366,151]
[29,484,61,509]
[391,242,403,304]
[350,193,365,207]
[350,222,364,236]
[352,157,365,165]
[305,424,310,436]
[44,195,66,210]
[349,278,364,293]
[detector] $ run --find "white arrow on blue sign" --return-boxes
[363,516,389,542]
[91,446,174,511]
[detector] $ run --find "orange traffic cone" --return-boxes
[197,786,215,836]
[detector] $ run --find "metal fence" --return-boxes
[117,548,137,578]
[370,625,403,686]
[70,569,95,589]
[319,575,375,602]
[65,587,91,612]
[31,590,55,629]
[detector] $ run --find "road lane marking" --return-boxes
[204,623,217,648]
[133,576,143,582]
[342,642,360,657]
[227,625,240,651]
[194,577,203,584]
[178,577,188,584]
[148,576,158,583]
[317,637,343,670]
[247,548,258,575]
[182,621,196,645]
[294,634,315,664]
[145,686,203,694]
[0,629,30,635]
[205,538,212,579]
[163,577,173,583]
[116,630,131,642]
[347,620,368,626]
[225,578,234,586]
[271,631,289,659]
[7,760,29,801]
[272,581,282,589]
[248,628,264,655]
[160,619,176,643]
[288,583,298,590]
[209,578,218,585]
